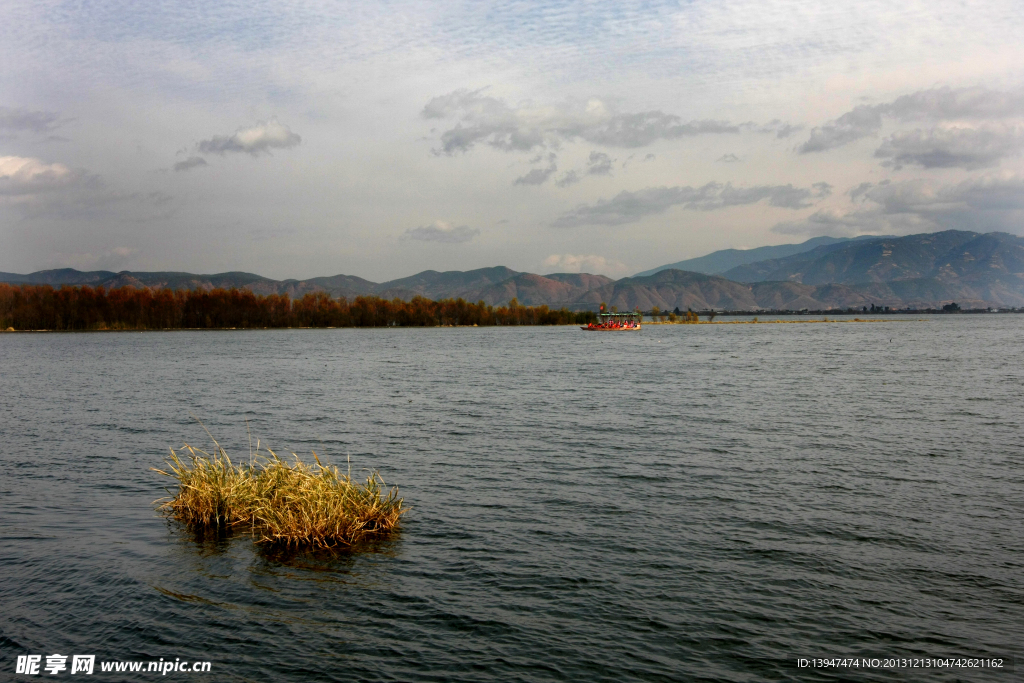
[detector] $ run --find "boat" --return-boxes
[580,310,642,331]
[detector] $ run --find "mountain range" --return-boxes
[633,234,889,277]
[3,230,1023,310]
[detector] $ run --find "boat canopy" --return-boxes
[597,311,642,321]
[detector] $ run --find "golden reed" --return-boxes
[154,442,406,549]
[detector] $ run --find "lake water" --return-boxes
[1,317,1021,681]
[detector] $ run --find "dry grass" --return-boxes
[154,441,406,549]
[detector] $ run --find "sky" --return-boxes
[1,1,1023,281]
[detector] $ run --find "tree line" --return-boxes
[0,284,597,331]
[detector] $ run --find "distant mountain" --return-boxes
[587,268,1024,311]
[474,272,614,306]
[276,274,378,299]
[374,266,520,301]
[577,270,760,310]
[3,230,1022,309]
[0,268,281,292]
[721,231,1024,286]
[0,268,122,286]
[633,235,886,277]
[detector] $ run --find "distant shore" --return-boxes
[644,317,912,325]
[0,317,925,333]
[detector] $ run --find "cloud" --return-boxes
[552,181,830,227]
[799,86,1024,154]
[863,176,1024,214]
[849,182,874,201]
[716,153,741,163]
[401,220,480,243]
[423,89,741,155]
[0,156,89,196]
[197,119,301,156]
[542,253,628,276]
[0,106,61,134]
[514,165,557,186]
[874,125,1024,169]
[771,207,925,237]
[774,175,1024,236]
[585,151,613,175]
[758,120,803,138]
[799,105,884,153]
[812,182,833,198]
[585,112,738,147]
[885,86,1024,121]
[550,151,613,188]
[47,246,139,272]
[173,156,208,172]
[97,246,138,270]
[0,155,173,221]
[555,170,580,187]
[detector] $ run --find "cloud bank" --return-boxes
[173,156,208,172]
[543,253,628,276]
[799,86,1024,154]
[553,181,831,227]
[0,107,61,134]
[874,125,1024,169]
[774,175,1024,236]
[401,220,480,243]
[197,120,301,156]
[423,89,741,155]
[0,156,88,196]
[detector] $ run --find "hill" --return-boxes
[721,231,1024,284]
[633,235,885,277]
[474,272,614,306]
[3,230,1022,310]
[577,270,759,310]
[373,266,520,301]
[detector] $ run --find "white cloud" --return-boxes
[0,156,88,196]
[514,163,557,186]
[0,156,173,221]
[543,253,628,276]
[48,246,139,272]
[197,119,301,156]
[0,106,61,134]
[874,125,1024,169]
[799,105,884,153]
[774,175,1024,236]
[585,151,613,175]
[401,220,480,243]
[885,86,1024,120]
[800,86,1024,154]
[423,89,741,155]
[173,156,208,172]
[555,170,580,187]
[758,120,802,138]
[553,181,831,227]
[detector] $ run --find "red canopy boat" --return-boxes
[580,310,642,331]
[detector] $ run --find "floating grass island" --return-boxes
[155,443,406,549]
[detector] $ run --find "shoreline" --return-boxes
[2,317,925,333]
[644,318,916,325]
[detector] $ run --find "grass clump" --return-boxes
[155,443,406,549]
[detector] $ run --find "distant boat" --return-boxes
[581,310,642,331]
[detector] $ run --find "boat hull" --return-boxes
[579,325,642,331]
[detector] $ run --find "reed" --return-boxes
[155,443,406,549]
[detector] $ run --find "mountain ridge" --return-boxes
[633,234,890,277]
[4,229,1023,310]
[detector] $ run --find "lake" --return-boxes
[1,317,1021,681]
